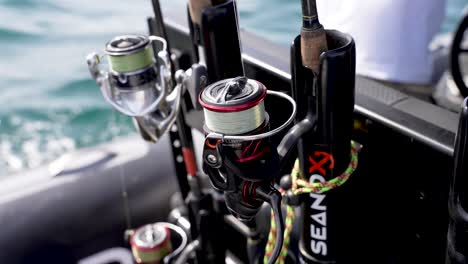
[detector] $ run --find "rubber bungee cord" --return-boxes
[263,141,361,264]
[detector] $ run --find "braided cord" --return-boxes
[293,140,359,195]
[263,209,277,262]
[263,141,361,264]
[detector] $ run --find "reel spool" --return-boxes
[200,76,296,220]
[129,222,188,264]
[86,34,181,142]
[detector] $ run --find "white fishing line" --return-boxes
[112,110,132,230]
[203,101,266,135]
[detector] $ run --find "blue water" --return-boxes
[0,0,466,176]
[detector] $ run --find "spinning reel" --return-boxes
[200,77,296,220]
[86,34,181,142]
[199,76,297,264]
[87,33,211,264]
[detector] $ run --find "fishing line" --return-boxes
[203,102,266,134]
[119,162,132,230]
[200,77,268,136]
[112,110,133,229]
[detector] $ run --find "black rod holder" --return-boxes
[446,98,468,264]
[291,30,356,263]
[188,0,244,83]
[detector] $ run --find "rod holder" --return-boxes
[446,98,468,264]
[291,30,356,263]
[188,0,244,83]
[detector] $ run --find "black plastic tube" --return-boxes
[291,30,356,263]
[446,97,468,264]
[199,0,244,82]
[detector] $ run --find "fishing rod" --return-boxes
[288,0,358,262]
[148,0,202,199]
[190,1,275,263]
[124,0,251,262]
[148,1,246,263]
[186,1,299,263]
[85,2,213,262]
[188,1,352,263]
[146,3,215,264]
[86,33,192,264]
[300,0,328,73]
[181,1,255,263]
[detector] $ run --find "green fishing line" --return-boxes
[108,46,154,73]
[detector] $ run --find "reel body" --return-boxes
[86,34,181,143]
[203,123,279,220]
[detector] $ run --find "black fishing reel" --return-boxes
[199,77,297,220]
[86,34,181,142]
[199,77,298,264]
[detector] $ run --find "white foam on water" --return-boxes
[1,141,24,171]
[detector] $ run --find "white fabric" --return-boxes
[317,0,447,85]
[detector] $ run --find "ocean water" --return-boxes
[0,0,466,176]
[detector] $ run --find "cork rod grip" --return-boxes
[188,0,213,26]
[188,0,227,26]
[300,0,328,72]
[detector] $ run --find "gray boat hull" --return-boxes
[0,135,178,263]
